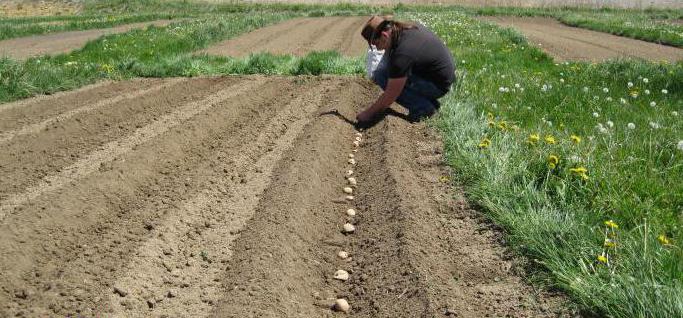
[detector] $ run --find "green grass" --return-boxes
[409,10,683,317]
[467,6,683,48]
[0,13,185,40]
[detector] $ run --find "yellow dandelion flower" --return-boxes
[580,173,589,181]
[569,167,588,174]
[544,135,556,144]
[604,220,619,229]
[604,239,616,248]
[597,254,608,264]
[657,234,670,245]
[487,112,495,120]
[547,155,559,169]
[629,89,639,98]
[478,138,491,149]
[528,133,540,144]
[487,120,495,128]
[439,176,450,183]
[497,120,508,131]
[570,135,582,144]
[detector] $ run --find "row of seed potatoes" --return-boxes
[332,131,363,313]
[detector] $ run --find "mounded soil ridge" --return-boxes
[0,76,571,317]
[481,16,683,62]
[201,16,369,57]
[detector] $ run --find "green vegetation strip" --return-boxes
[469,6,683,48]
[0,13,183,41]
[412,11,682,317]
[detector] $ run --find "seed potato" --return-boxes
[334,298,350,313]
[342,223,355,233]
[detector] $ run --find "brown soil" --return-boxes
[480,16,683,62]
[0,20,176,59]
[201,16,369,57]
[0,75,574,317]
[0,1,80,17]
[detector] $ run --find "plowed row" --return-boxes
[201,16,368,57]
[0,76,569,317]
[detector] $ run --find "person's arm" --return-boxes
[357,77,407,122]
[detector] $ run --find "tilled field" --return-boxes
[0,20,176,59]
[201,16,369,57]
[480,16,683,62]
[0,76,570,317]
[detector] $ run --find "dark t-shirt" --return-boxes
[388,24,455,92]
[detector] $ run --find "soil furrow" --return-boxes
[0,76,294,316]
[200,17,311,57]
[0,79,119,117]
[0,78,186,145]
[0,77,229,202]
[209,78,376,317]
[341,119,432,317]
[338,16,369,56]
[480,16,683,62]
[306,16,351,53]
[202,17,367,57]
[0,78,265,223]
[274,17,341,56]
[107,78,333,317]
[379,115,570,317]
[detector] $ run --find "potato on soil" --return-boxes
[342,223,355,233]
[337,251,349,259]
[346,170,353,176]
[348,154,354,159]
[347,177,357,186]
[334,269,349,281]
[353,141,360,147]
[334,298,351,313]
[345,195,354,201]
[348,158,356,165]
[343,187,353,194]
[346,208,356,216]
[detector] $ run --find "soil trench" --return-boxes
[480,16,683,62]
[0,76,570,317]
[201,16,368,57]
[0,20,176,59]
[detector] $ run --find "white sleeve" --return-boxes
[365,46,385,79]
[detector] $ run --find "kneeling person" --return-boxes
[357,15,456,123]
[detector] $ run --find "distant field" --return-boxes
[237,0,683,9]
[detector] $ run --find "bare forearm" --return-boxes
[368,92,395,114]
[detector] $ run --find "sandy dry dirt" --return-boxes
[481,16,683,62]
[201,16,369,57]
[0,20,175,59]
[0,75,572,317]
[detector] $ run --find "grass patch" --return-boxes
[0,13,185,40]
[407,10,683,317]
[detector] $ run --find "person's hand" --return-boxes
[356,109,373,123]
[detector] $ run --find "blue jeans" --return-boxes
[372,61,448,120]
